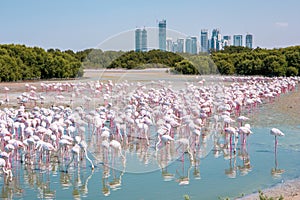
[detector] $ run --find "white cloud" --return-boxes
[275,22,289,27]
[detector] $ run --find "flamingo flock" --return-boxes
[0,75,298,194]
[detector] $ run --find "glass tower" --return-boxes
[191,36,197,54]
[177,38,184,53]
[135,27,147,52]
[200,29,209,52]
[185,37,192,53]
[166,38,173,52]
[246,34,253,49]
[211,29,221,51]
[158,20,166,51]
[185,37,197,54]
[135,28,142,52]
[223,36,231,46]
[141,28,147,52]
[233,35,243,46]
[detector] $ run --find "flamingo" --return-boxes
[109,140,125,160]
[65,137,94,173]
[224,127,238,153]
[0,157,13,180]
[270,128,285,177]
[270,128,285,148]
[238,125,252,145]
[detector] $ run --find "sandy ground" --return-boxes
[1,69,300,199]
[238,178,300,200]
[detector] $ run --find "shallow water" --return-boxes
[1,71,300,199]
[3,126,299,199]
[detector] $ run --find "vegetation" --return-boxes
[0,44,83,82]
[83,46,300,77]
[108,50,182,68]
[258,190,284,200]
[212,46,300,76]
[107,50,201,74]
[77,49,124,69]
[183,194,190,200]
[180,53,218,74]
[0,43,299,82]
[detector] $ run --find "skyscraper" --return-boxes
[141,28,147,52]
[211,29,221,51]
[158,20,166,51]
[233,35,243,46]
[200,29,209,52]
[135,28,142,52]
[191,36,197,54]
[186,36,197,54]
[245,34,253,48]
[166,38,173,52]
[135,27,147,52]
[185,37,191,53]
[177,38,184,53]
[223,36,231,45]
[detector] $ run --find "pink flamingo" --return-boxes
[270,128,285,176]
[0,157,13,180]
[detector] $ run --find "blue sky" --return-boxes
[0,0,299,51]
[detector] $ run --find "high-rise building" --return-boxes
[135,28,142,52]
[233,35,243,46]
[172,42,178,52]
[223,36,231,46]
[191,36,197,54]
[141,28,147,52]
[166,38,173,52]
[185,37,192,53]
[245,34,253,48]
[200,29,209,52]
[158,19,166,51]
[177,38,184,53]
[186,36,197,54]
[135,27,147,52]
[211,29,221,51]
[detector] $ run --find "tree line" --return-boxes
[0,44,83,82]
[108,50,183,69]
[212,46,300,76]
[0,44,299,82]
[88,46,300,77]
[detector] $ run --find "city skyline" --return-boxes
[0,0,299,51]
[136,22,254,54]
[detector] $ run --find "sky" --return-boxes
[0,0,299,51]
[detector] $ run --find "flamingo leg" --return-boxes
[83,149,94,170]
[275,135,278,169]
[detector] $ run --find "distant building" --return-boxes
[223,35,231,48]
[186,36,197,54]
[172,42,178,52]
[177,38,184,53]
[211,29,222,51]
[135,28,142,52]
[135,27,147,52]
[141,28,147,52]
[233,35,243,46]
[191,36,197,54]
[200,29,209,52]
[245,34,253,48]
[158,20,167,51]
[166,38,173,52]
[185,37,191,53]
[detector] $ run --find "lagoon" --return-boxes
[0,69,299,199]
